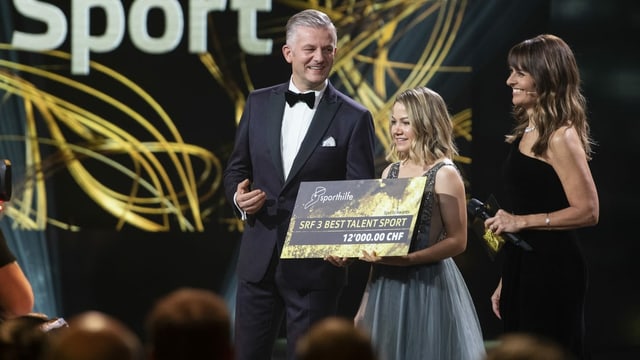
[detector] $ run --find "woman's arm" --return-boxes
[485,127,599,233]
[544,126,599,228]
[360,164,467,266]
[0,261,35,319]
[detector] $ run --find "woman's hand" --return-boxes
[491,279,502,319]
[359,250,407,266]
[359,250,382,263]
[485,209,521,235]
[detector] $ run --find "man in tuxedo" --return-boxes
[223,8,376,360]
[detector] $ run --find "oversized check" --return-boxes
[281,177,426,258]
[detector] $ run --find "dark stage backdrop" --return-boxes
[1,1,638,358]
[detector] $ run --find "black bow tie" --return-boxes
[285,90,315,109]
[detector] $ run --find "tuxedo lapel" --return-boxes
[266,88,286,183]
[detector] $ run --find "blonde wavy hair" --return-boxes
[386,87,458,164]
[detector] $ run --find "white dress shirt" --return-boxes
[281,80,325,180]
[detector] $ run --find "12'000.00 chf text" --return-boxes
[343,232,405,242]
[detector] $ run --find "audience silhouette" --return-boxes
[144,287,234,360]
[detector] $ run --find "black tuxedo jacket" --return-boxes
[223,81,376,289]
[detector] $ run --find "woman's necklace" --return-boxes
[524,125,536,133]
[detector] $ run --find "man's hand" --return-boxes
[236,179,266,215]
[324,255,353,267]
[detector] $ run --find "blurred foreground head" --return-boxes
[43,311,143,360]
[296,316,378,360]
[0,313,67,360]
[486,332,574,360]
[145,287,233,360]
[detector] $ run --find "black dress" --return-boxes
[500,137,589,358]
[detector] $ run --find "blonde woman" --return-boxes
[355,87,485,360]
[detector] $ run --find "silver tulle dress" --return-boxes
[356,162,486,360]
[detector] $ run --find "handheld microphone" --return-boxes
[467,198,533,251]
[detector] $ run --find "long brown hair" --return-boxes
[506,34,594,159]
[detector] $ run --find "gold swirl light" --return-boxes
[0,0,472,232]
[0,46,221,232]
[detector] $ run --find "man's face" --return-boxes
[282,26,336,92]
